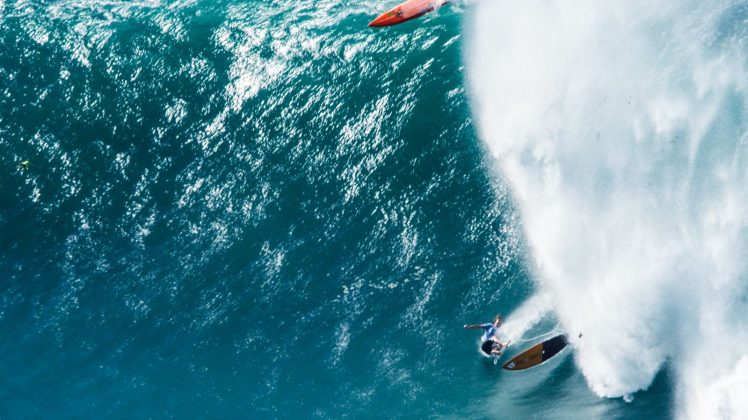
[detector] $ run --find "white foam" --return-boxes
[500,292,553,343]
[468,0,748,416]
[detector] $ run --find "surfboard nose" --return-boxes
[368,12,396,27]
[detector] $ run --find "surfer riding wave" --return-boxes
[464,314,511,356]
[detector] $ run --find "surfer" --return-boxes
[464,314,511,356]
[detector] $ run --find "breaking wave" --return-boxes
[468,0,748,418]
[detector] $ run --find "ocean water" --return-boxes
[0,0,745,418]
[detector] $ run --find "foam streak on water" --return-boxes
[468,0,748,417]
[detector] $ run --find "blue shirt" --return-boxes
[481,323,497,342]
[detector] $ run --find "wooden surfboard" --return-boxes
[502,334,568,371]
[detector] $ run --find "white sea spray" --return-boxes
[469,0,748,417]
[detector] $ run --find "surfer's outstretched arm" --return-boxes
[463,324,483,329]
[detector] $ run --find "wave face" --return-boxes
[1,0,529,417]
[468,0,748,417]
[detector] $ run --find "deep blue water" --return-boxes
[0,0,694,417]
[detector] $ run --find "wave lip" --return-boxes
[468,0,748,417]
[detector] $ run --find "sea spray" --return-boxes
[468,0,748,417]
[500,291,554,343]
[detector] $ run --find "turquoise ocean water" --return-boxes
[2,0,746,418]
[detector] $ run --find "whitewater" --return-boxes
[469,0,748,418]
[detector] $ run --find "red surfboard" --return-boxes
[368,0,448,27]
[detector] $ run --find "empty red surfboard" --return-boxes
[369,0,448,27]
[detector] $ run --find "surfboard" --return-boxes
[368,0,448,27]
[502,334,568,371]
